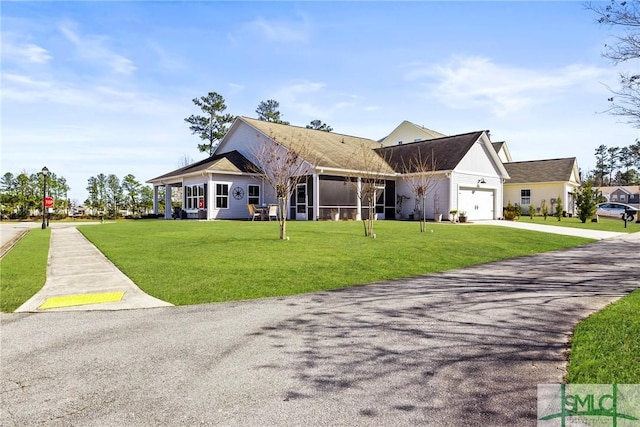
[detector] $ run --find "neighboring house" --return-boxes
[597,185,640,207]
[148,117,509,221]
[379,120,446,147]
[502,158,581,216]
[491,141,513,163]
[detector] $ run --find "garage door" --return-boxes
[458,188,494,220]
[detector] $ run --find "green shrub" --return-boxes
[503,201,518,220]
[540,200,549,220]
[554,196,563,221]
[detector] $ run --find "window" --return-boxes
[215,183,229,209]
[520,189,531,206]
[186,185,204,210]
[620,194,626,201]
[248,185,260,205]
[612,194,618,201]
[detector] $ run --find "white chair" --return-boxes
[247,204,261,221]
[267,204,278,221]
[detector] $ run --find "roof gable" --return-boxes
[377,131,484,173]
[148,150,256,182]
[503,158,579,184]
[379,120,446,146]
[491,141,513,163]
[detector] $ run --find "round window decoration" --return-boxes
[232,186,245,200]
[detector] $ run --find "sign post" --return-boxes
[44,196,54,227]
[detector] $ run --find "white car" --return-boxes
[596,202,638,221]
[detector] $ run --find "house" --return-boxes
[492,141,513,163]
[379,120,446,147]
[597,185,640,208]
[147,117,509,221]
[147,150,259,219]
[502,158,581,216]
[379,131,509,221]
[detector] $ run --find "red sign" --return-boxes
[199,197,204,209]
[44,196,54,208]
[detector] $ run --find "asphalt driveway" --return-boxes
[2,232,639,426]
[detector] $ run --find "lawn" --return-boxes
[77,220,593,305]
[3,219,636,384]
[515,214,640,233]
[0,228,50,312]
[568,288,640,383]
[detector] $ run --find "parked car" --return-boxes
[596,202,638,221]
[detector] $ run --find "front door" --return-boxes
[296,184,307,220]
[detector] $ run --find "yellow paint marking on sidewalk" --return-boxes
[39,292,125,310]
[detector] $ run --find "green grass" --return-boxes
[568,289,640,383]
[0,228,50,312]
[78,220,592,305]
[516,214,640,233]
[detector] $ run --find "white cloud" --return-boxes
[2,72,180,116]
[405,56,612,117]
[241,15,311,44]
[59,21,136,75]
[227,82,245,94]
[269,80,379,123]
[1,36,52,64]
[272,80,364,120]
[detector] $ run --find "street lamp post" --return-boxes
[41,166,49,230]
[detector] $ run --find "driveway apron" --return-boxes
[1,231,638,426]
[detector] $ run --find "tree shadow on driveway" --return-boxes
[251,236,640,425]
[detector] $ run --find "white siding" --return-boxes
[456,142,502,176]
[215,121,263,161]
[395,177,450,219]
[209,175,268,220]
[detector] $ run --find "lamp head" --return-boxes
[41,166,49,176]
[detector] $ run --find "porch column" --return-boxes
[153,185,159,215]
[164,184,172,219]
[356,177,362,221]
[207,175,214,220]
[313,173,320,221]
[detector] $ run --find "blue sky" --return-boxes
[2,1,638,203]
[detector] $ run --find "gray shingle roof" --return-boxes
[377,131,485,173]
[240,117,396,174]
[503,158,578,184]
[492,141,505,153]
[148,150,256,182]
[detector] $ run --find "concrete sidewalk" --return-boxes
[476,219,627,240]
[15,226,172,312]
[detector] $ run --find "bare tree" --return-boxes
[250,131,314,240]
[345,143,393,238]
[587,1,640,125]
[401,149,439,232]
[178,153,194,168]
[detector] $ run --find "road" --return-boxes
[2,232,639,426]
